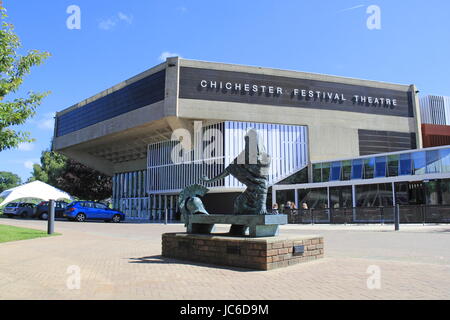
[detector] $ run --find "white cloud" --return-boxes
[118,12,133,24]
[99,18,117,31]
[38,119,54,130]
[37,112,55,130]
[99,12,134,31]
[159,51,181,62]
[24,159,40,170]
[18,143,35,152]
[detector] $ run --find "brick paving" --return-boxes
[0,218,449,300]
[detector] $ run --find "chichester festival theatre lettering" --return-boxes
[199,79,398,108]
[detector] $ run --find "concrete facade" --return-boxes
[53,57,422,177]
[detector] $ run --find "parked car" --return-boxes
[63,201,125,223]
[34,201,69,220]
[3,202,36,218]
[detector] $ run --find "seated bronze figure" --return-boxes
[201,129,271,215]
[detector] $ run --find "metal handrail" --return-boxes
[283,204,450,225]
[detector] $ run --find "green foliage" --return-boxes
[57,158,112,201]
[0,7,50,151]
[0,171,21,193]
[30,151,112,201]
[28,150,66,184]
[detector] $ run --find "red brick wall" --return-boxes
[421,124,450,148]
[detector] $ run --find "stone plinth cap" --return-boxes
[162,233,322,243]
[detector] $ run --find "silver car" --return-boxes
[3,202,36,218]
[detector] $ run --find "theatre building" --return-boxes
[52,58,450,221]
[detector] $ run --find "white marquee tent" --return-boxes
[0,181,72,207]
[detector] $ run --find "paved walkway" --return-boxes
[0,218,449,300]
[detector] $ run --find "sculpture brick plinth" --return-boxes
[162,233,324,271]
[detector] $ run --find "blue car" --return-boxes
[63,201,125,223]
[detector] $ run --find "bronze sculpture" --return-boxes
[178,184,209,227]
[201,129,271,215]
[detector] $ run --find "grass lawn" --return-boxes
[0,225,60,243]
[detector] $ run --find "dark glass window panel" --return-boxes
[275,190,296,212]
[313,164,322,183]
[351,159,363,180]
[356,183,393,207]
[363,158,375,180]
[330,162,341,181]
[440,149,450,173]
[341,160,352,181]
[424,178,450,205]
[441,179,450,205]
[298,189,310,209]
[399,153,412,175]
[56,70,166,137]
[277,167,309,185]
[394,182,410,205]
[425,180,441,205]
[321,163,331,183]
[426,150,441,174]
[375,157,387,178]
[387,155,399,177]
[298,188,328,209]
[401,181,426,205]
[329,186,353,209]
[411,152,426,175]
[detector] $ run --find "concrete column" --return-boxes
[164,57,180,117]
[410,84,423,149]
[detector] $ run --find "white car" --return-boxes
[3,202,36,218]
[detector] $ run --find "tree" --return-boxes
[0,171,21,193]
[30,151,112,201]
[56,159,112,201]
[0,7,50,152]
[28,150,66,184]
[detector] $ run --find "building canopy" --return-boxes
[0,181,72,206]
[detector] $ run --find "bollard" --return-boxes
[395,204,400,231]
[48,199,55,235]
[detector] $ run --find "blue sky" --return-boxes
[1,0,450,182]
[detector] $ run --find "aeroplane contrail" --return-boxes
[337,4,365,13]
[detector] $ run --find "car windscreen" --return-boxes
[66,202,75,208]
[58,202,68,208]
[5,203,18,208]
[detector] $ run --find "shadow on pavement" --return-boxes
[434,228,450,233]
[128,255,255,272]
